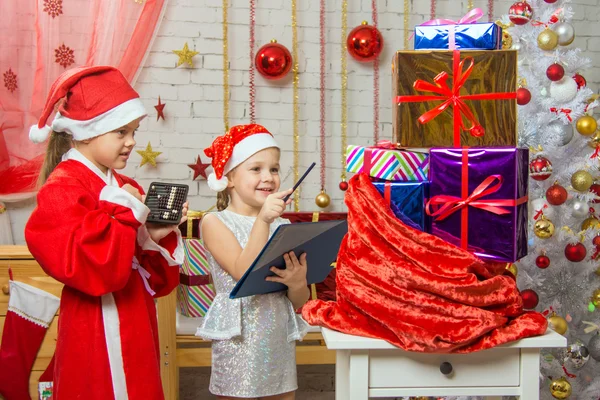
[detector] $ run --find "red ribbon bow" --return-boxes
[373,140,402,150]
[550,107,573,122]
[534,204,548,220]
[395,51,517,147]
[426,175,521,221]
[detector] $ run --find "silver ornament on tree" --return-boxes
[545,120,574,147]
[554,22,575,46]
[563,339,590,369]
[571,198,590,218]
[588,333,600,361]
[550,76,578,103]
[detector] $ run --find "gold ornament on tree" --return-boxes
[582,216,600,231]
[534,216,555,239]
[571,170,593,192]
[588,130,600,148]
[576,115,598,136]
[506,263,518,278]
[550,377,572,399]
[592,289,600,307]
[315,190,331,208]
[548,312,568,335]
[538,28,559,51]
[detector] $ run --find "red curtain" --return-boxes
[0,0,167,201]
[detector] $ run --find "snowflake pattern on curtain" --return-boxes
[54,44,75,68]
[3,68,18,93]
[43,0,63,18]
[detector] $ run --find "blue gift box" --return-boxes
[373,181,431,232]
[414,22,502,50]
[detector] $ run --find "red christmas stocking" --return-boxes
[0,280,60,400]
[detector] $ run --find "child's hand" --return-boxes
[258,188,293,224]
[147,202,188,243]
[122,183,143,202]
[265,251,308,290]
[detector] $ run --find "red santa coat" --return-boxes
[25,149,184,400]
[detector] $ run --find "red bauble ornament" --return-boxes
[544,0,558,3]
[590,184,600,203]
[565,242,587,262]
[509,2,533,25]
[594,235,600,247]
[521,289,539,309]
[346,21,384,62]
[546,63,565,81]
[255,40,293,80]
[536,255,551,269]
[339,181,349,191]
[529,156,553,181]
[573,73,587,90]
[516,87,532,105]
[546,183,568,206]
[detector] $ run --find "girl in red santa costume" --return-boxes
[196,124,310,400]
[24,66,187,400]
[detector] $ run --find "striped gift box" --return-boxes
[177,238,216,318]
[346,144,429,181]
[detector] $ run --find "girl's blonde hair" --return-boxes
[38,131,72,186]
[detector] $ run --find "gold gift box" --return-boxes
[392,50,518,148]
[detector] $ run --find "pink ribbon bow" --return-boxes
[417,8,484,50]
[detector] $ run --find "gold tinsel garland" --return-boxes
[222,0,230,132]
[340,0,348,186]
[292,0,300,211]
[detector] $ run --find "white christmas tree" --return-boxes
[503,0,600,399]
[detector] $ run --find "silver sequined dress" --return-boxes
[196,210,309,398]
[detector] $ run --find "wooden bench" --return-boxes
[0,245,335,400]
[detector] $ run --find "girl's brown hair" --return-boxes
[216,191,229,211]
[38,131,72,187]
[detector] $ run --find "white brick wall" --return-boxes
[7,0,600,244]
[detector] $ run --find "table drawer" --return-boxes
[0,276,63,316]
[368,347,520,388]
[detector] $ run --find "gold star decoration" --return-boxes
[137,142,162,167]
[173,42,199,67]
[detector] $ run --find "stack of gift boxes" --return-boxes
[346,15,528,264]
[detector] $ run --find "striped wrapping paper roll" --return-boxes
[345,144,429,181]
[177,239,216,318]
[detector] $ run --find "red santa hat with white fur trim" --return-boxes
[29,66,147,143]
[204,124,279,192]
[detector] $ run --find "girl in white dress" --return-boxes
[196,124,309,400]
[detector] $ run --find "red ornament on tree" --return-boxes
[565,242,587,262]
[536,254,551,269]
[546,63,565,81]
[593,235,600,247]
[339,181,349,191]
[546,183,568,205]
[544,0,558,3]
[573,73,587,90]
[509,2,533,25]
[255,40,293,80]
[521,289,539,309]
[346,21,384,62]
[516,87,531,105]
[590,184,600,203]
[529,156,552,181]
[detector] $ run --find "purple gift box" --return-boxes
[427,147,528,263]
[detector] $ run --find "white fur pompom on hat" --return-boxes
[29,124,52,144]
[207,172,229,192]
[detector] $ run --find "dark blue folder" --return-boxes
[230,220,348,299]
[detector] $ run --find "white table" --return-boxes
[322,327,566,400]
